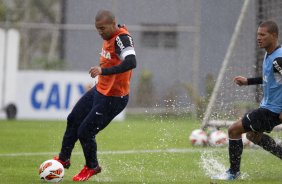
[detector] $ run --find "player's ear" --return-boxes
[272,32,278,38]
[112,19,117,26]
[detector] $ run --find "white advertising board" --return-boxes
[16,71,125,121]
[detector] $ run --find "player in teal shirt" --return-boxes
[213,20,282,180]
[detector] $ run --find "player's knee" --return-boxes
[246,132,262,144]
[77,128,87,140]
[228,120,245,139]
[228,125,240,138]
[77,126,99,141]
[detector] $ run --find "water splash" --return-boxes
[199,150,249,180]
[199,151,227,178]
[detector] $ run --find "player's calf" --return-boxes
[248,133,282,160]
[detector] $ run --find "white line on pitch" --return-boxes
[0,148,262,157]
[0,148,217,157]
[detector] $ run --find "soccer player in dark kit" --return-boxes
[213,20,282,180]
[54,9,137,181]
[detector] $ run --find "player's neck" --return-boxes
[108,26,119,40]
[266,42,279,54]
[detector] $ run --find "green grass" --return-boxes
[0,115,282,183]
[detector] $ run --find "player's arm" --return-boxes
[236,57,282,85]
[233,76,262,86]
[101,34,136,75]
[273,57,282,122]
[247,77,263,85]
[273,57,282,75]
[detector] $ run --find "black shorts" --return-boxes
[242,108,280,133]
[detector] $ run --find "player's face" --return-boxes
[257,26,275,49]
[95,18,116,40]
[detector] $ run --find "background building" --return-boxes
[62,0,256,117]
[1,0,281,118]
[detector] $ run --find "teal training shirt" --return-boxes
[260,46,282,114]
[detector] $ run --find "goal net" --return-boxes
[201,0,257,129]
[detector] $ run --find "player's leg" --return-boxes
[246,108,282,159]
[254,134,282,159]
[227,120,245,176]
[58,87,95,164]
[212,119,245,180]
[212,109,262,180]
[78,93,129,168]
[73,91,128,181]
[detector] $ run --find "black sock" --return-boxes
[229,139,243,173]
[257,134,282,159]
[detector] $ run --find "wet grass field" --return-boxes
[0,115,282,183]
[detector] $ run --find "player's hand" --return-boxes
[89,66,102,78]
[279,112,282,122]
[233,76,248,86]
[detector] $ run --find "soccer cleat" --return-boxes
[211,169,241,180]
[53,156,71,169]
[73,165,102,181]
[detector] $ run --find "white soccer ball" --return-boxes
[39,159,64,183]
[242,133,254,147]
[189,129,208,146]
[208,130,228,147]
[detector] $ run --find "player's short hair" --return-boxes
[95,10,115,23]
[259,20,279,35]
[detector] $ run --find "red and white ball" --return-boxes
[208,130,228,147]
[189,129,208,146]
[39,159,64,183]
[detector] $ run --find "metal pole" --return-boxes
[192,0,201,116]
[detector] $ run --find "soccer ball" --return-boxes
[189,129,208,146]
[39,159,64,183]
[208,130,228,147]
